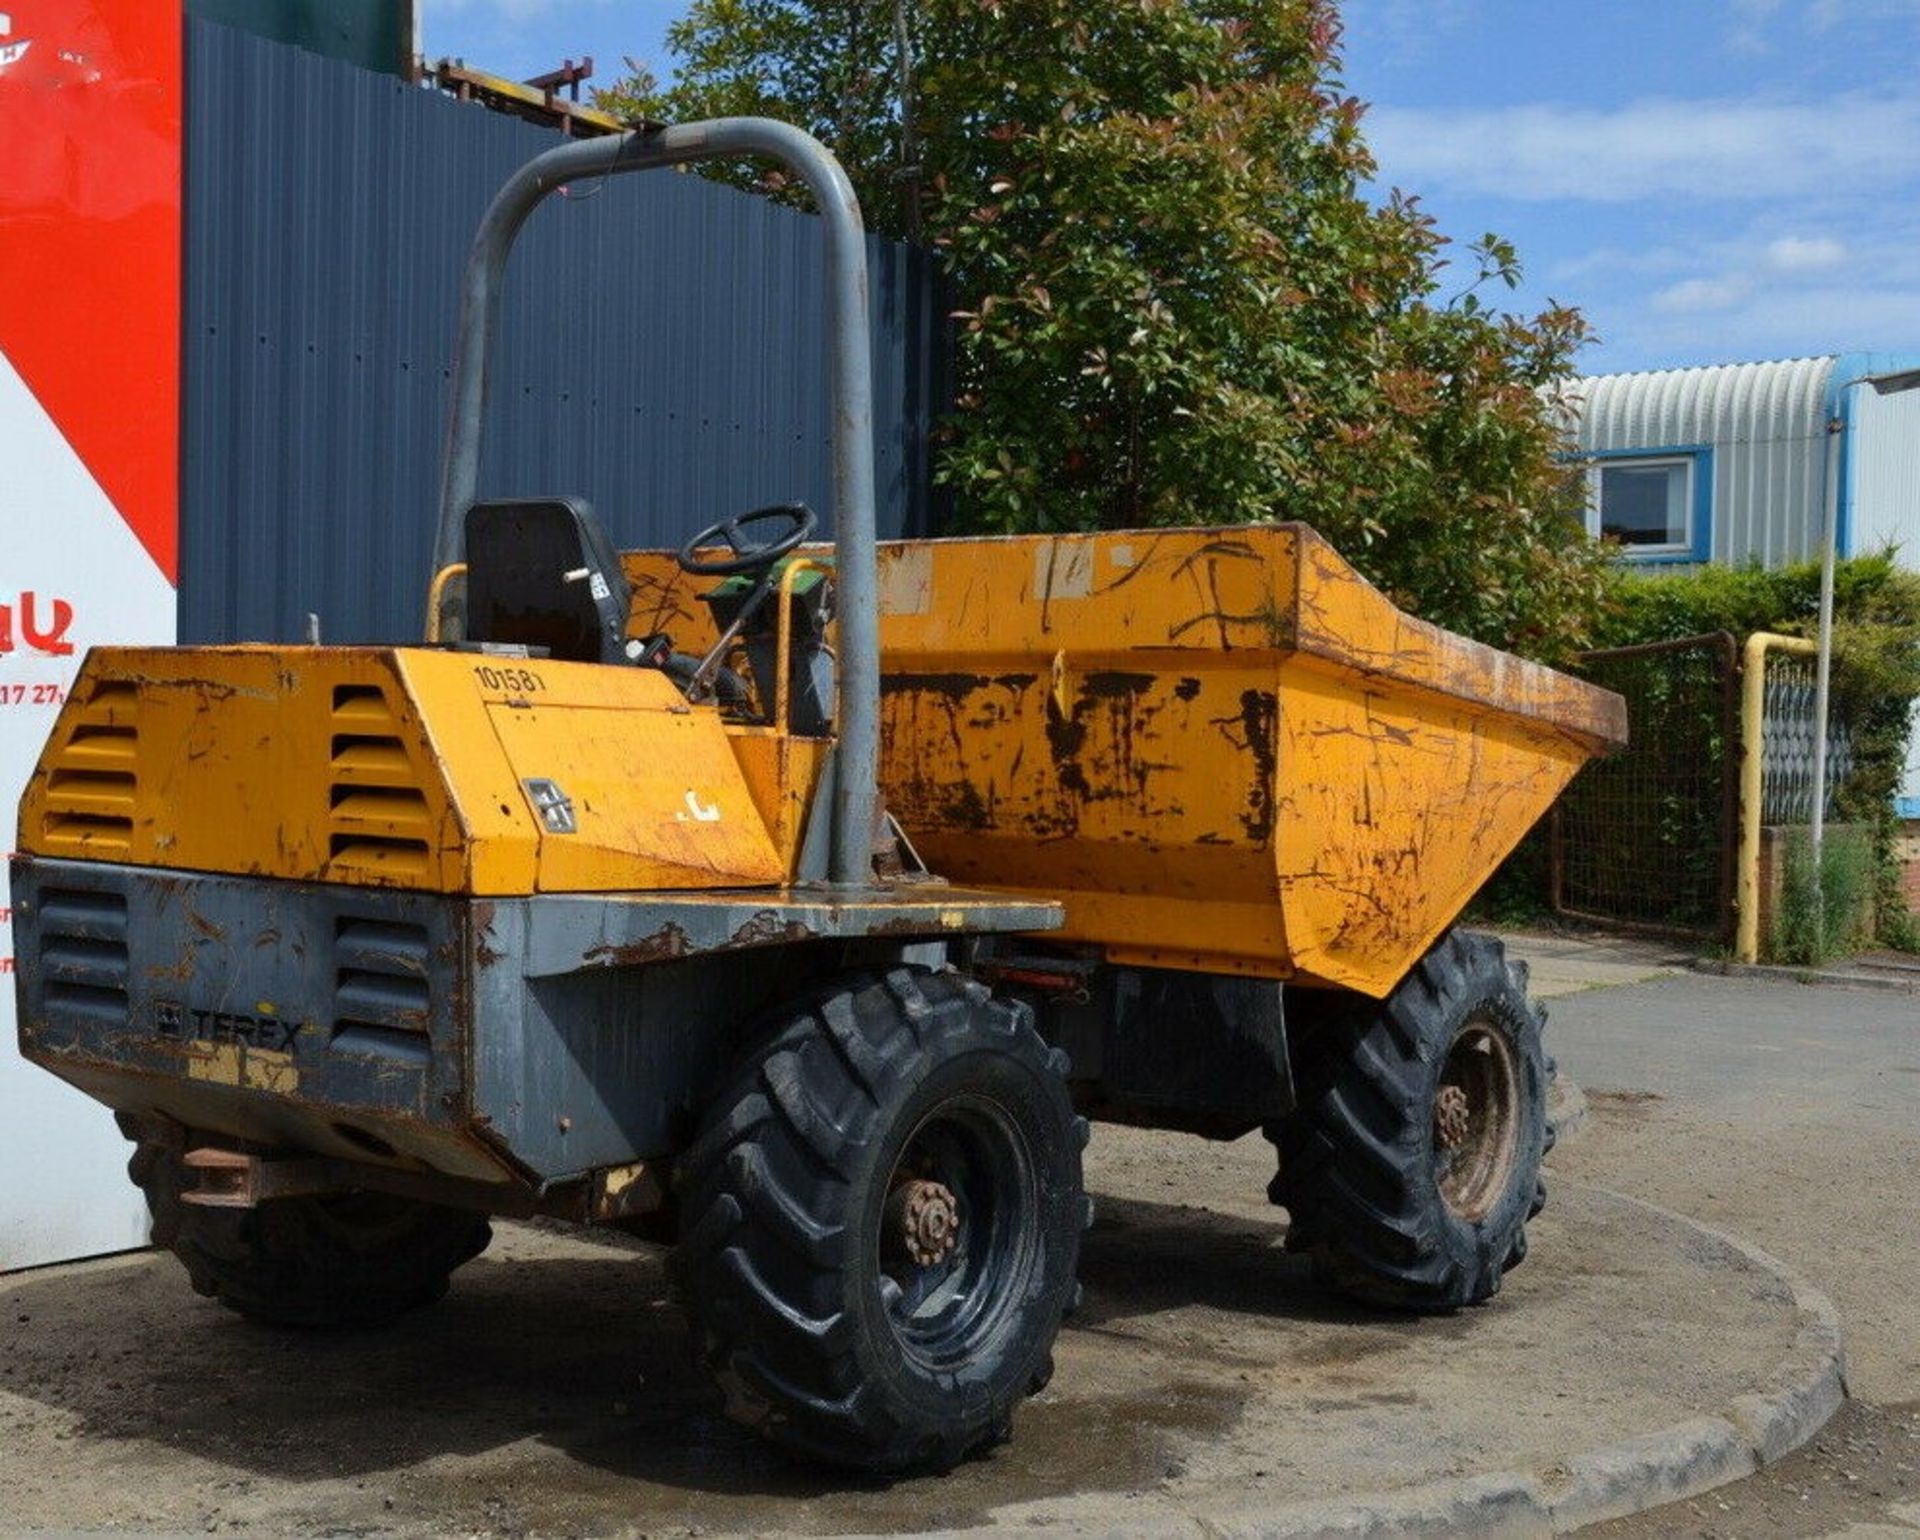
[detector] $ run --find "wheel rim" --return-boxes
[1433,1016,1521,1222]
[877,1094,1040,1371]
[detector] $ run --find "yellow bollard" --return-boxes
[1737,632,1820,963]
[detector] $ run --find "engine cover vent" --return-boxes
[37,886,130,1026]
[327,685,433,881]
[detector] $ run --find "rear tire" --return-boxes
[121,1116,492,1328]
[672,968,1088,1473]
[1266,929,1548,1311]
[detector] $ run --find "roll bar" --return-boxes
[428,118,880,890]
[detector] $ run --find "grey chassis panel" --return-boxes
[10,856,503,1183]
[472,886,1062,1177]
[13,858,1064,1190]
[508,887,1062,978]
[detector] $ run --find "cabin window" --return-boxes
[1585,451,1708,562]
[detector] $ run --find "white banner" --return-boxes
[0,348,171,1269]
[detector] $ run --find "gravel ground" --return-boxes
[0,961,1903,1537]
[0,1125,1810,1536]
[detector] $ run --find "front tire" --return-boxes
[1266,929,1548,1311]
[121,1116,492,1328]
[672,968,1088,1473]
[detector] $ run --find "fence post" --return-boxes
[1737,632,1820,963]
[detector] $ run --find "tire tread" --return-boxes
[1267,929,1549,1312]
[672,968,1084,1473]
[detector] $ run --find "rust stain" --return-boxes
[184,909,227,942]
[472,900,503,968]
[144,950,197,986]
[860,526,1618,995]
[871,913,958,937]
[1208,689,1278,844]
[728,911,819,949]
[583,922,692,968]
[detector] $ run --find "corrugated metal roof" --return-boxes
[1573,357,1834,451]
[182,18,946,646]
[1570,356,1835,567]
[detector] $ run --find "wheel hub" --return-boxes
[1433,1084,1472,1150]
[1434,1017,1521,1222]
[888,1177,960,1267]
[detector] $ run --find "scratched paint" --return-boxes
[33,531,1628,1000]
[20,645,788,896]
[607,531,1624,996]
[868,526,1625,998]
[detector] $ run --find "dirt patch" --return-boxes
[0,1123,1821,1537]
[0,1218,1241,1537]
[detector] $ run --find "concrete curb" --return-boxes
[1692,956,1920,995]
[1547,1071,1589,1146]
[1194,1181,1846,1539]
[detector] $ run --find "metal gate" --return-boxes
[1551,633,1740,941]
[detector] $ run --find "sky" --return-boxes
[417,0,1920,377]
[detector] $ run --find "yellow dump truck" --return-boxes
[10,121,1625,1474]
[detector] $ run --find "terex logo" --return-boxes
[0,591,74,656]
[154,999,298,1054]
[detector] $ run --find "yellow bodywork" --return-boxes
[624,525,1625,999]
[21,645,793,893]
[24,524,1621,999]
[870,527,1624,995]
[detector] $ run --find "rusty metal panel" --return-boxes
[515,886,1062,979]
[20,644,792,896]
[472,885,1060,1174]
[13,855,1060,1184]
[10,855,498,1179]
[180,18,946,649]
[865,526,1626,999]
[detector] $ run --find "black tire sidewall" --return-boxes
[1273,930,1551,1310]
[673,967,1085,1470]
[841,1041,1082,1431]
[127,1131,489,1328]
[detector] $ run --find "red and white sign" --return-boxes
[0,0,179,1269]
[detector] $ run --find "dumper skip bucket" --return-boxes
[876,525,1626,997]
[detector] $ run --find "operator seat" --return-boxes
[463,497,632,664]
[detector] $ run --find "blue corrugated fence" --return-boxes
[182,18,948,644]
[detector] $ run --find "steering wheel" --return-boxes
[677,501,817,576]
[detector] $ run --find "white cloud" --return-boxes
[1343,0,1484,69]
[1593,220,1920,367]
[1652,276,1751,314]
[1611,281,1920,366]
[1725,0,1782,52]
[1367,94,1920,203]
[1550,244,1703,284]
[1724,0,1920,50]
[1765,235,1847,271]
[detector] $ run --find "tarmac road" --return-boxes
[1543,968,1920,1538]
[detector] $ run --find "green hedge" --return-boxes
[1599,554,1920,949]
